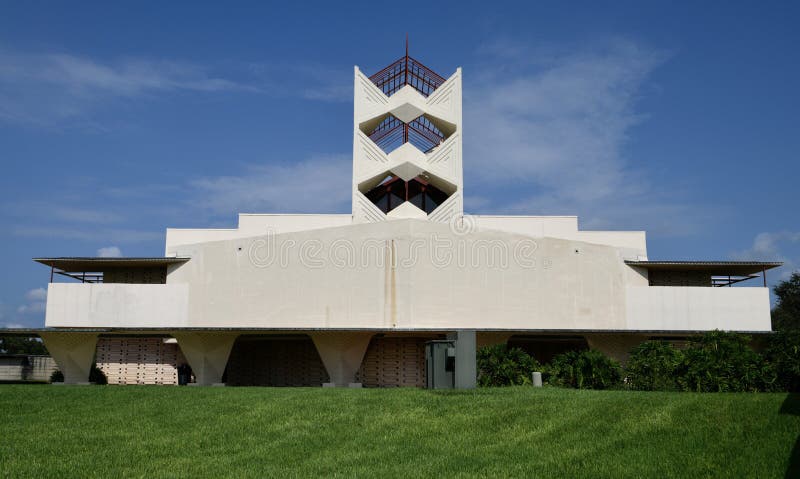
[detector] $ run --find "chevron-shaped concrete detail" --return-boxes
[425,133,460,184]
[425,70,461,125]
[354,67,389,123]
[354,130,390,184]
[387,201,428,219]
[387,143,426,181]
[354,192,388,223]
[387,85,428,122]
[428,191,463,224]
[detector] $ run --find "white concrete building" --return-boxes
[23,50,780,387]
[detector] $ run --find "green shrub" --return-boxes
[546,349,622,390]
[625,341,684,391]
[50,365,108,385]
[477,344,540,387]
[764,330,800,392]
[676,331,772,392]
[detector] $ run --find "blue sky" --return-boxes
[1,1,798,327]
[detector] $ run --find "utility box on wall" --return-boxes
[425,340,455,389]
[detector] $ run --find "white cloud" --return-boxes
[17,303,46,314]
[25,288,47,302]
[0,48,257,127]
[464,38,707,235]
[17,287,47,315]
[248,62,351,103]
[12,226,162,243]
[0,49,254,96]
[97,246,123,258]
[2,203,123,224]
[731,231,800,281]
[190,154,352,215]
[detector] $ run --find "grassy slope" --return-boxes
[0,385,798,478]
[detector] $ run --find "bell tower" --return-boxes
[352,42,463,223]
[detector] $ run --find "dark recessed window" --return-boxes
[365,175,449,214]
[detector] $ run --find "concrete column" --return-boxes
[585,334,648,364]
[39,332,98,384]
[309,332,373,387]
[448,330,477,389]
[476,332,513,349]
[173,332,238,386]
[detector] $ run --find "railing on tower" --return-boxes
[367,114,445,154]
[369,55,447,97]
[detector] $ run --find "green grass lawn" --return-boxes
[1,385,798,478]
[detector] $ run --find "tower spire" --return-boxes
[404,33,409,86]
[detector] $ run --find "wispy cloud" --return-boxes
[731,231,800,281]
[12,226,162,243]
[0,48,257,128]
[189,154,352,214]
[464,38,710,235]
[17,287,47,315]
[0,48,353,129]
[2,202,124,224]
[7,152,351,247]
[248,62,351,103]
[97,246,123,258]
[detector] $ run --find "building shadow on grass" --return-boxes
[782,393,800,479]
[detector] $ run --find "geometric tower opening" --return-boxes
[364,174,450,215]
[369,45,446,97]
[366,114,446,154]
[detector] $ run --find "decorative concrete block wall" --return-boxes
[357,336,436,388]
[95,337,183,385]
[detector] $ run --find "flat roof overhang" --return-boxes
[0,327,776,336]
[624,260,782,276]
[33,257,190,272]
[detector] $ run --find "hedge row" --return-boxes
[477,330,800,392]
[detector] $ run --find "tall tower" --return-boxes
[352,45,463,223]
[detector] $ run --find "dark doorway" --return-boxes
[225,335,329,386]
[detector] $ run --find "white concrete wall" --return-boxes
[472,215,579,237]
[165,214,352,253]
[165,229,240,252]
[472,215,646,258]
[164,219,631,330]
[48,225,771,332]
[237,214,352,235]
[625,286,771,332]
[45,283,189,328]
[573,231,647,258]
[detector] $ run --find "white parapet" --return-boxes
[625,286,772,332]
[45,283,189,328]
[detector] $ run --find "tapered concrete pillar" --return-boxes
[40,332,98,384]
[173,333,238,386]
[309,332,373,387]
[585,334,648,364]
